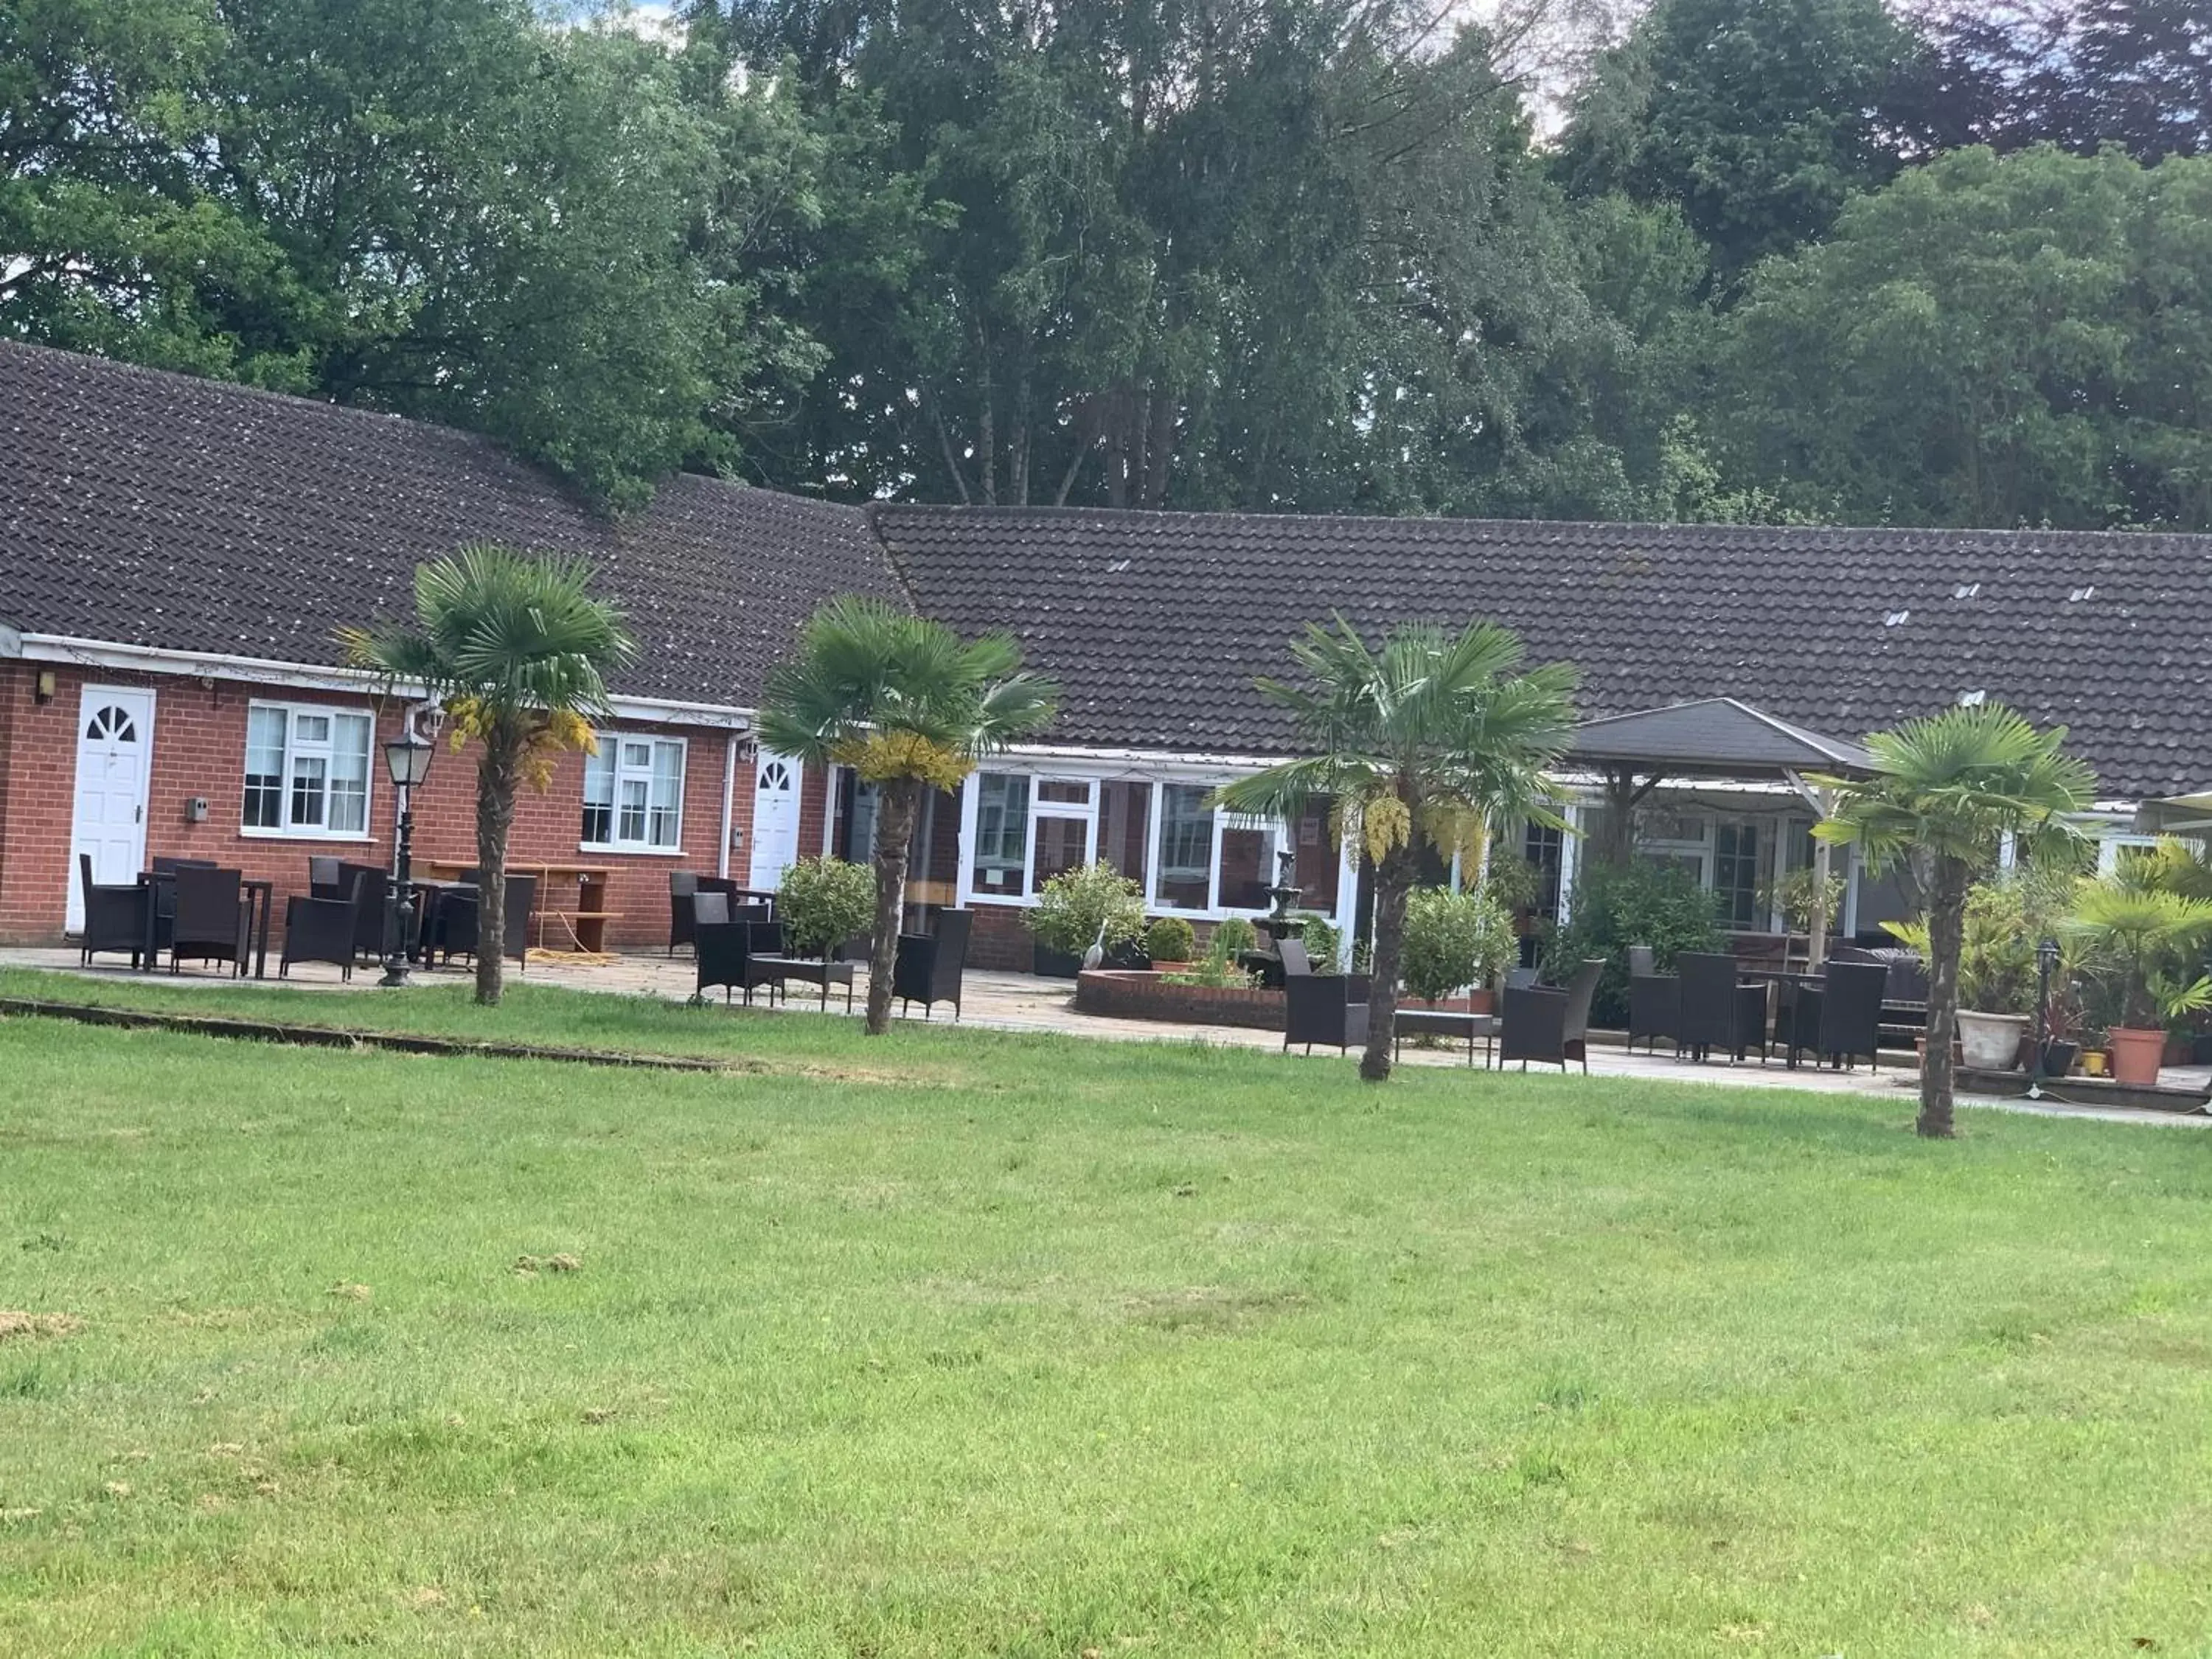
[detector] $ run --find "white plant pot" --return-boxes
[1956,1009,2030,1071]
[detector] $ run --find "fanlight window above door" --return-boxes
[84,705,139,744]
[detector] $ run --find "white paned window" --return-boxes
[241,703,372,837]
[582,735,686,852]
[971,772,1031,896]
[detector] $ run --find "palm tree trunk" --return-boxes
[1361,842,1415,1082]
[1919,852,1970,1138]
[863,776,923,1036]
[474,734,523,1008]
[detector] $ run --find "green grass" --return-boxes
[4,981,2212,1657]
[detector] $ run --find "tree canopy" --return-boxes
[12,0,2212,532]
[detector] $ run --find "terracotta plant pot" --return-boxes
[2107,1026,2167,1088]
[1957,1009,2031,1071]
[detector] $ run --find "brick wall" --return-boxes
[0,661,765,950]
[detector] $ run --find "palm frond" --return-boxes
[757,595,1060,776]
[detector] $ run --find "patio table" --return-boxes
[136,871,273,978]
[743,956,857,1012]
[1393,1008,1498,1068]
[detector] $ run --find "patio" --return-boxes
[7,944,2206,1125]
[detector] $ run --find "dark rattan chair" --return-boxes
[1674,951,1769,1062]
[77,853,150,967]
[894,909,973,1020]
[1284,970,1369,1056]
[437,874,537,972]
[692,911,779,1003]
[1499,957,1604,1072]
[1627,945,1680,1054]
[334,862,389,961]
[1784,959,1888,1070]
[281,872,367,981]
[668,872,700,956]
[169,865,249,975]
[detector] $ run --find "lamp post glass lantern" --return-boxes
[378,733,436,987]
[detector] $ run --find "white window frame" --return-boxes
[956,764,1345,927]
[581,733,688,855]
[239,700,376,841]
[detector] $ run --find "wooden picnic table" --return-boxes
[421,859,619,954]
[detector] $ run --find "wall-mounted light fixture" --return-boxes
[32,669,55,704]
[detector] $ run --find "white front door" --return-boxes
[748,751,804,890]
[68,685,156,932]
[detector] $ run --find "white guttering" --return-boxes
[4,633,754,731]
[995,741,1297,776]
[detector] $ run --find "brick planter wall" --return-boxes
[1074,968,1286,1032]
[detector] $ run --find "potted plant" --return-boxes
[1026,860,1145,978]
[2065,882,2212,1087]
[1889,875,2065,1071]
[1764,866,1845,950]
[1144,916,1197,970]
[775,856,877,961]
[1402,886,1516,1012]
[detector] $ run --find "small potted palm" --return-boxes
[2065,882,2212,1087]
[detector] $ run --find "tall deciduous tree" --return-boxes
[343,547,635,1007]
[1217,618,1579,1083]
[714,0,1629,518]
[1813,704,2093,1138]
[1912,0,2212,162]
[1719,144,2212,530]
[757,597,1059,1036]
[1557,0,1923,287]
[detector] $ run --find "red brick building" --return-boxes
[9,340,2211,972]
[0,342,897,950]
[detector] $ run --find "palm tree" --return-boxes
[758,596,1059,1036]
[1812,703,2093,1138]
[343,546,634,1006]
[1217,616,1580,1082]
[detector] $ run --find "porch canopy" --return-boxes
[1564,698,1877,964]
[1566,698,1875,783]
[2135,790,2212,838]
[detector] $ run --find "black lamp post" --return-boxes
[2031,934,2062,1089]
[378,729,436,988]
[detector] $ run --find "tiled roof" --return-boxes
[874,505,2212,800]
[0,341,897,709]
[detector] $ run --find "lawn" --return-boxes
[4,982,2212,1657]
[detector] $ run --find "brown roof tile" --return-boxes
[874,504,2212,799]
[0,341,896,709]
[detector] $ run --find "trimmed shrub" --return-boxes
[1027,862,1146,958]
[1402,886,1517,1003]
[1543,861,1722,1027]
[1212,917,1260,959]
[776,856,876,959]
[1144,916,1197,964]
